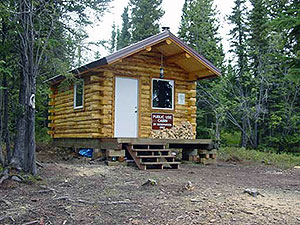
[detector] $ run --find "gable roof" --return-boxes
[47,30,221,83]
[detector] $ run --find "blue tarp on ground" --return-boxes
[79,148,93,158]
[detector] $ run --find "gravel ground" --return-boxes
[0,157,300,225]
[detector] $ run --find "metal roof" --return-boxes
[46,30,221,83]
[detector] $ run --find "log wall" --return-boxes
[49,49,197,139]
[48,75,104,139]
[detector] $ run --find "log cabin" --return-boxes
[47,30,221,170]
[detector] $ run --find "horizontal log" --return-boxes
[54,117,102,125]
[48,130,55,135]
[51,111,101,121]
[48,101,55,106]
[55,123,99,130]
[48,108,55,113]
[90,75,103,81]
[53,133,102,138]
[54,128,100,134]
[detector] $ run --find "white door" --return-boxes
[114,77,139,137]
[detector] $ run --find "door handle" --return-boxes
[134,106,137,113]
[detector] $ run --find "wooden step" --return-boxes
[131,142,166,146]
[137,155,175,158]
[143,162,180,170]
[125,143,180,170]
[132,149,169,152]
[141,161,180,165]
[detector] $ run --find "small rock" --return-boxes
[191,198,202,203]
[244,188,263,197]
[185,181,194,191]
[142,179,157,186]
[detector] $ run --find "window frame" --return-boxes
[151,78,174,110]
[73,80,84,109]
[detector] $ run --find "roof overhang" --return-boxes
[46,30,221,84]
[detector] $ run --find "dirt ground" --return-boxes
[1,148,300,225]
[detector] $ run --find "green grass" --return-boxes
[218,147,300,169]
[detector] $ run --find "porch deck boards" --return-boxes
[99,138,213,146]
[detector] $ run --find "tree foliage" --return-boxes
[179,0,300,153]
[178,0,225,146]
[179,0,224,68]
[109,22,117,53]
[0,0,111,174]
[129,0,164,43]
[117,6,131,50]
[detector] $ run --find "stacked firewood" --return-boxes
[151,121,193,139]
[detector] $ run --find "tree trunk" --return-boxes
[27,77,37,175]
[11,72,28,171]
[0,81,4,167]
[11,0,37,174]
[0,145,3,167]
[253,120,258,149]
[214,113,221,149]
[11,0,30,171]
[27,0,36,175]
[3,73,11,163]
[241,116,247,148]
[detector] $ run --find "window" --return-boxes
[152,78,174,110]
[74,80,84,109]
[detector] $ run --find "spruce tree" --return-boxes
[228,0,250,147]
[129,0,164,43]
[247,0,271,148]
[109,22,117,53]
[178,0,225,142]
[117,6,131,50]
[272,0,300,81]
[228,0,248,77]
[179,0,224,68]
[263,0,300,151]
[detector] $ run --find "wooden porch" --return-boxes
[53,138,217,170]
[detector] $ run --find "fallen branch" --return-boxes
[22,220,39,225]
[36,161,43,168]
[0,168,9,184]
[37,189,53,194]
[0,213,15,222]
[110,200,134,205]
[11,175,24,183]
[53,196,71,201]
[76,199,95,204]
[37,185,57,194]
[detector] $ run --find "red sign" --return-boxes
[152,113,173,130]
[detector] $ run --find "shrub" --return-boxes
[218,147,300,169]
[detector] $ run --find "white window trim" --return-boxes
[152,78,174,110]
[74,80,84,109]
